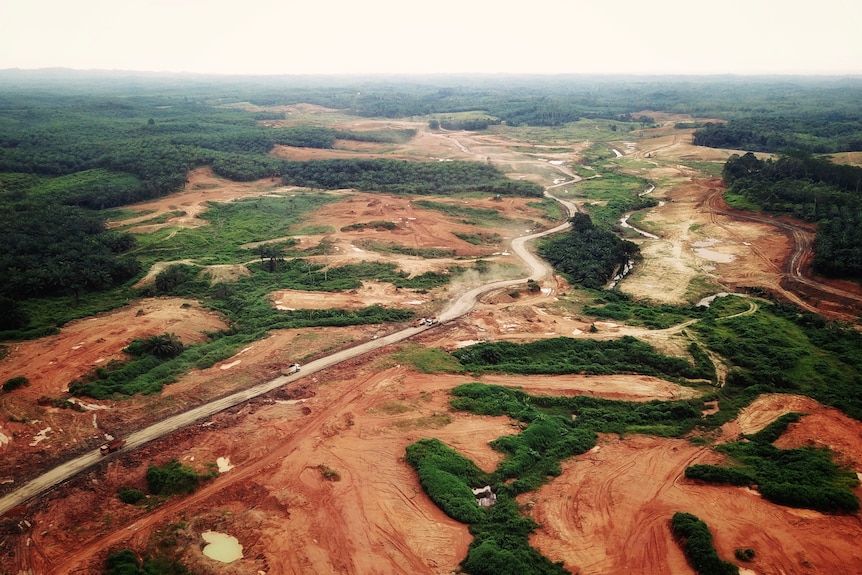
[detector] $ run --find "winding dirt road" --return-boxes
[0,184,576,519]
[705,188,862,316]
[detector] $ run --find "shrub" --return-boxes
[734,548,755,562]
[118,487,146,504]
[146,459,211,496]
[2,375,29,392]
[318,464,341,481]
[106,549,140,575]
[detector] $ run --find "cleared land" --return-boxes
[2,112,861,575]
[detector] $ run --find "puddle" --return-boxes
[695,248,736,263]
[202,531,243,563]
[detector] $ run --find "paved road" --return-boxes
[0,184,579,516]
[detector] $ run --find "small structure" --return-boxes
[472,485,497,508]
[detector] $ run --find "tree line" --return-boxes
[694,114,862,154]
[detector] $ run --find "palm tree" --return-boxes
[141,333,184,358]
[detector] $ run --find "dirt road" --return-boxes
[706,187,862,317]
[0,184,572,517]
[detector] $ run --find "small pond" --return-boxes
[202,531,243,563]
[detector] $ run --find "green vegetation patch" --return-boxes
[355,239,457,259]
[340,220,398,232]
[671,512,739,575]
[685,413,860,513]
[539,212,639,290]
[452,335,714,382]
[406,438,491,524]
[106,548,193,575]
[583,291,703,329]
[280,158,543,197]
[2,375,29,392]
[408,382,717,574]
[721,152,862,279]
[527,197,565,221]
[413,199,509,226]
[29,168,145,210]
[134,194,337,266]
[567,169,655,228]
[693,302,862,419]
[453,231,504,246]
[392,344,464,374]
[146,459,216,497]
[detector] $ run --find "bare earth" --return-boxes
[3,113,862,574]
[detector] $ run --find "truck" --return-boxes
[100,438,125,456]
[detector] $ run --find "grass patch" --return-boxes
[453,231,504,246]
[355,239,457,259]
[393,344,464,373]
[413,199,508,226]
[679,160,726,177]
[290,224,336,235]
[570,171,655,228]
[371,400,414,415]
[527,197,565,221]
[723,191,761,212]
[133,194,338,267]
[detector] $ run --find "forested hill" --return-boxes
[722,152,862,279]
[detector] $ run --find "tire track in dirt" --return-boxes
[705,187,862,317]
[46,362,391,574]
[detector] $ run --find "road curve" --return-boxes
[705,188,862,313]
[0,188,576,517]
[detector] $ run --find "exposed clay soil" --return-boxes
[521,432,862,575]
[3,112,862,575]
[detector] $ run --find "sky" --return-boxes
[1,0,860,76]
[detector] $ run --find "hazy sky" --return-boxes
[2,0,860,76]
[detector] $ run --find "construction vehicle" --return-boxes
[100,438,125,455]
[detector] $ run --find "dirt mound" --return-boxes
[271,281,430,311]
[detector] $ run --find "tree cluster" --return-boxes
[279,158,543,197]
[539,212,639,289]
[671,512,739,575]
